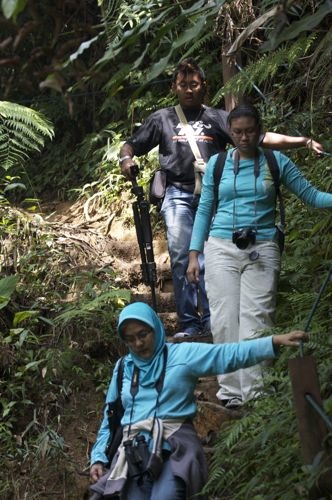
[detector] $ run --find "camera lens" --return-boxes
[235,238,249,250]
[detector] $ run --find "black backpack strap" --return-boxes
[117,357,125,397]
[155,345,168,394]
[213,151,227,211]
[130,366,140,398]
[204,151,227,241]
[106,357,125,417]
[263,149,285,228]
[105,358,125,463]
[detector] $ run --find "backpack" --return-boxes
[212,149,285,252]
[105,357,125,464]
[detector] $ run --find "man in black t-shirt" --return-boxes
[119,58,323,338]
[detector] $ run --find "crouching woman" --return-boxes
[89,302,306,499]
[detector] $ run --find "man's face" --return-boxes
[172,71,206,109]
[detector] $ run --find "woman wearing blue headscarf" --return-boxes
[89,302,306,499]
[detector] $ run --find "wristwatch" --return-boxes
[119,155,132,163]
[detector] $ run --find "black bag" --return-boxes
[105,357,125,465]
[149,169,167,210]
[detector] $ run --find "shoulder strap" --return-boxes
[155,345,168,394]
[128,344,168,398]
[262,149,285,227]
[174,104,202,161]
[263,149,279,187]
[116,356,125,397]
[213,151,227,211]
[127,345,168,434]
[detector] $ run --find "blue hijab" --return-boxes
[117,302,166,387]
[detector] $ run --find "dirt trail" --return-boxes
[38,200,240,499]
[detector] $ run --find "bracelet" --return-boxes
[306,138,312,147]
[119,155,132,163]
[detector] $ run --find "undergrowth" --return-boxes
[204,330,332,499]
[0,202,130,498]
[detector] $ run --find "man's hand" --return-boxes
[90,462,105,483]
[306,138,324,155]
[263,132,325,155]
[121,158,137,180]
[272,330,308,347]
[119,144,136,180]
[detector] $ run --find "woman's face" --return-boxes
[229,116,260,157]
[122,320,155,359]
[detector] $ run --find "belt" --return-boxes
[169,181,195,193]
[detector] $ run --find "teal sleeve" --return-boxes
[189,154,219,252]
[168,336,277,379]
[278,152,332,207]
[186,336,277,377]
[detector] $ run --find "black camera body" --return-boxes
[232,228,256,249]
[124,435,162,482]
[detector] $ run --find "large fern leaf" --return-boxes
[0,101,54,171]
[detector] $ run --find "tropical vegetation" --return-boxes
[0,0,331,498]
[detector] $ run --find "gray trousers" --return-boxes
[205,237,281,402]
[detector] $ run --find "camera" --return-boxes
[124,438,146,478]
[232,228,256,249]
[124,435,163,482]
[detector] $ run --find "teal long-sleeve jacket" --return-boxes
[189,148,332,252]
[90,336,276,465]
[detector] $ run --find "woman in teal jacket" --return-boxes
[187,104,332,410]
[89,301,306,499]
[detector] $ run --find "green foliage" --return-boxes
[1,0,27,20]
[0,197,131,493]
[0,274,19,309]
[205,330,332,499]
[212,35,316,105]
[25,120,132,201]
[91,0,224,99]
[0,1,331,497]
[261,0,332,51]
[54,287,130,327]
[0,101,54,172]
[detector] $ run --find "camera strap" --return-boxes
[127,345,168,437]
[232,150,259,234]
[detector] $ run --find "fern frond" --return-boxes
[0,101,54,171]
[180,32,216,59]
[54,289,130,326]
[211,35,316,105]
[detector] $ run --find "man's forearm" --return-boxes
[262,132,324,154]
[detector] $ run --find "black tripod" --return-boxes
[131,166,157,311]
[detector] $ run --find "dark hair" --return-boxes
[227,104,262,132]
[172,58,206,83]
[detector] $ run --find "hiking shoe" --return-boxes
[173,330,201,339]
[223,397,243,410]
[201,326,212,337]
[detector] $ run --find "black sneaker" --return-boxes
[224,397,243,410]
[173,329,212,343]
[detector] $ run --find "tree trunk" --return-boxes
[221,47,243,111]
